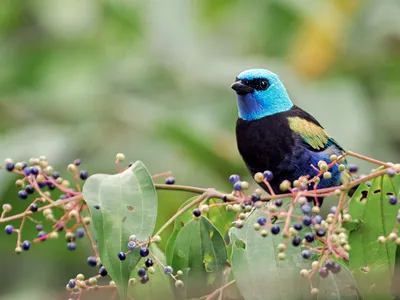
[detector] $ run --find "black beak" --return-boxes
[231,81,254,95]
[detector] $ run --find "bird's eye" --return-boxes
[260,80,269,90]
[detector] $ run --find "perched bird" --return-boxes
[231,68,347,206]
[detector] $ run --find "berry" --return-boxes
[262,170,273,181]
[304,232,315,243]
[68,279,76,289]
[29,204,38,212]
[325,259,335,270]
[319,267,329,278]
[301,250,311,259]
[331,263,341,274]
[74,159,82,166]
[137,268,146,277]
[165,176,175,185]
[25,185,35,195]
[127,241,136,250]
[118,252,126,261]
[313,215,323,224]
[30,167,39,175]
[293,223,302,231]
[51,171,60,179]
[67,242,77,251]
[23,168,31,176]
[397,215,400,222]
[275,199,282,207]
[140,275,149,284]
[257,217,267,226]
[301,204,311,215]
[145,258,154,267]
[229,174,240,184]
[79,170,89,180]
[387,168,396,177]
[47,183,56,190]
[5,225,14,235]
[303,216,312,226]
[38,182,47,189]
[389,195,397,205]
[292,236,301,247]
[233,181,242,191]
[193,209,201,217]
[348,164,358,173]
[87,256,97,267]
[76,228,85,238]
[366,181,372,187]
[35,224,43,231]
[316,228,326,237]
[99,266,108,276]
[22,240,31,251]
[139,247,150,257]
[271,225,280,235]
[5,162,15,171]
[38,231,47,240]
[18,190,28,200]
[164,266,173,274]
[251,193,260,202]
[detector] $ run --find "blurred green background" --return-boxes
[1,0,400,299]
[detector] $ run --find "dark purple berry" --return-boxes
[35,224,43,231]
[76,228,85,238]
[18,190,28,200]
[275,199,282,207]
[222,195,228,202]
[30,167,39,175]
[23,168,31,176]
[316,228,326,237]
[99,266,108,276]
[303,216,312,226]
[331,263,341,274]
[145,258,153,267]
[67,242,77,251]
[292,236,301,247]
[5,225,13,235]
[22,240,31,251]
[38,182,47,189]
[325,259,335,270]
[348,164,358,173]
[229,174,240,184]
[271,225,280,235]
[313,215,323,225]
[47,183,56,190]
[128,162,134,167]
[68,279,76,289]
[164,266,173,274]
[21,162,27,169]
[233,181,242,191]
[87,256,97,267]
[94,205,100,210]
[366,181,371,187]
[139,247,150,257]
[137,268,146,277]
[5,162,15,171]
[25,185,34,194]
[293,223,302,231]
[37,231,47,240]
[74,159,82,166]
[389,195,397,205]
[257,217,267,226]
[140,275,149,284]
[263,170,273,181]
[29,203,38,212]
[118,252,126,261]
[319,267,329,278]
[79,170,88,180]
[304,232,315,242]
[301,250,311,259]
[193,209,201,217]
[51,171,60,179]
[165,176,175,185]
[251,193,260,202]
[387,168,396,177]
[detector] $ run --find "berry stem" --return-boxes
[201,280,236,300]
[346,151,393,167]
[152,171,172,179]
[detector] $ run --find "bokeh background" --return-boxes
[1,0,400,299]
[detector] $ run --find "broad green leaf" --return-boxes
[207,198,236,239]
[171,216,228,299]
[230,209,360,300]
[129,244,175,300]
[346,173,400,299]
[82,161,158,300]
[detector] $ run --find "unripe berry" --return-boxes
[152,235,161,243]
[200,204,209,213]
[177,270,183,276]
[311,206,320,214]
[377,236,386,244]
[254,172,264,183]
[2,204,12,212]
[297,197,307,205]
[300,269,309,277]
[279,180,291,191]
[311,288,319,295]
[323,172,332,179]
[116,153,125,161]
[89,277,97,285]
[260,229,268,237]
[389,232,398,241]
[175,280,184,288]
[330,155,338,162]
[76,274,85,281]
[278,253,286,260]
[240,181,249,190]
[277,243,286,252]
[69,210,79,219]
[343,214,352,222]
[67,164,76,172]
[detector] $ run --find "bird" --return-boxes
[231,68,347,206]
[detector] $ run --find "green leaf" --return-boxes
[207,198,236,239]
[230,209,360,300]
[129,244,175,300]
[171,216,228,298]
[82,161,158,300]
[346,174,400,299]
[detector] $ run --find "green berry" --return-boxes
[175,280,184,288]
[2,204,12,212]
[116,153,125,161]
[339,164,346,171]
[129,278,137,286]
[279,180,291,191]
[153,235,161,243]
[241,181,249,190]
[260,229,268,237]
[177,270,183,276]
[330,155,338,162]
[278,253,286,260]
[254,172,264,183]
[253,223,261,231]
[76,274,85,281]
[311,288,319,295]
[277,243,286,252]
[377,236,386,244]
[323,172,332,179]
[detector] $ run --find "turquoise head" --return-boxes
[231,68,293,121]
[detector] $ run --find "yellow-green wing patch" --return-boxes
[287,116,329,150]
